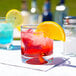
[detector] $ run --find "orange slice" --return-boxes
[37,21,65,41]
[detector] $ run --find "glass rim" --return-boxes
[64,25,76,28]
[0,17,5,18]
[0,17,11,21]
[21,24,39,29]
[0,17,6,21]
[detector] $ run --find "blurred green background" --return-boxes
[0,0,76,17]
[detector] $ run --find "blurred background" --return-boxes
[0,0,76,17]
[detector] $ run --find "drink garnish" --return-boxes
[36,21,66,41]
[6,9,23,30]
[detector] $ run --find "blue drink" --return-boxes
[0,23,13,44]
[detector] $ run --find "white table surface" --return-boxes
[0,41,76,76]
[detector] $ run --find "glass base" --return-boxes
[0,43,13,50]
[21,55,53,65]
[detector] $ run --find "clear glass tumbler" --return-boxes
[63,25,76,56]
[0,17,13,49]
[21,25,53,65]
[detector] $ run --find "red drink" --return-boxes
[21,26,53,65]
